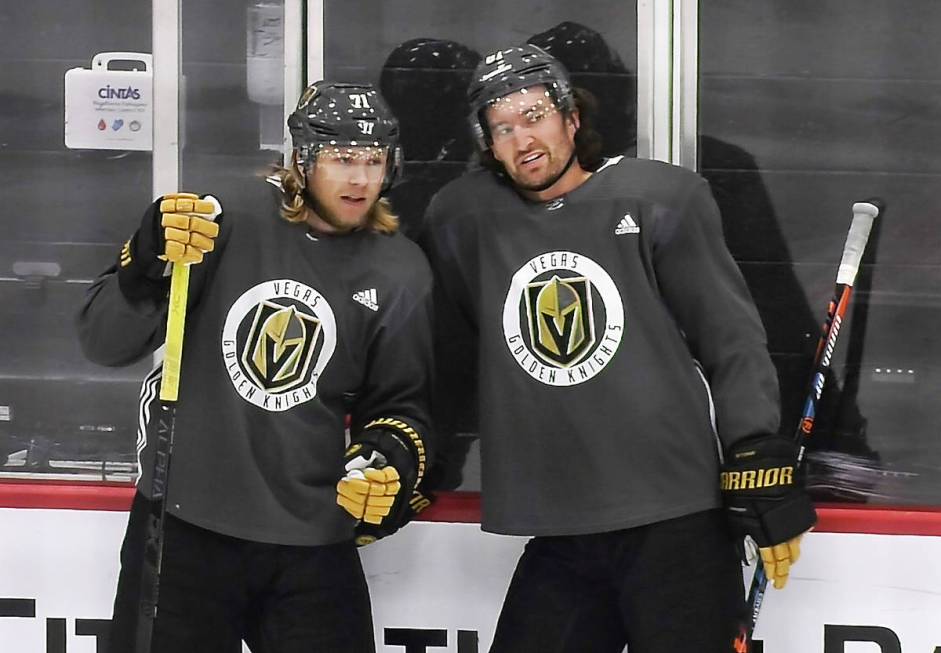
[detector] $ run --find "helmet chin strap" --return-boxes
[517,149,578,193]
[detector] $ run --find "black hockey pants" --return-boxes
[490,509,745,653]
[108,492,375,653]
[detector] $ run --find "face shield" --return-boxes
[301,143,391,185]
[484,86,562,146]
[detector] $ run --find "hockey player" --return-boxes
[77,81,432,652]
[421,45,816,652]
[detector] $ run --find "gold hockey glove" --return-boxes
[337,447,403,524]
[117,193,222,302]
[353,485,435,547]
[760,535,803,590]
[157,193,220,265]
[721,434,817,589]
[336,419,426,542]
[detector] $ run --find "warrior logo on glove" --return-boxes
[720,465,794,491]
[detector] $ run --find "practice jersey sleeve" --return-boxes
[419,193,481,450]
[349,256,435,468]
[76,211,230,367]
[76,265,168,367]
[651,178,781,450]
[420,192,478,323]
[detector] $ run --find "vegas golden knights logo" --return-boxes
[505,251,623,386]
[525,275,595,368]
[242,300,321,393]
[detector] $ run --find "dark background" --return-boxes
[1,1,937,504]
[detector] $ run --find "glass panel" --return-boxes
[700,1,941,505]
[0,2,153,482]
[181,0,287,198]
[325,1,638,490]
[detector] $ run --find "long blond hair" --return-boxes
[268,154,399,234]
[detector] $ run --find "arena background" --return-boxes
[1,1,939,651]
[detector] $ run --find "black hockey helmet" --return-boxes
[287,81,403,193]
[467,44,574,149]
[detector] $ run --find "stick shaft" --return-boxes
[159,263,190,401]
[136,262,190,652]
[743,200,881,648]
[135,194,218,653]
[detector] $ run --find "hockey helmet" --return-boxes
[467,44,574,149]
[287,81,403,193]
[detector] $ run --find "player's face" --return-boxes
[485,85,578,191]
[306,146,387,232]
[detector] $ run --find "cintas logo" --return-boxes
[98,85,141,100]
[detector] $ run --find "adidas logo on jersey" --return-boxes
[615,213,640,235]
[352,289,379,312]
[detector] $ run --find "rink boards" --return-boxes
[0,491,939,652]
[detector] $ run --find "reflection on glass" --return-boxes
[181,0,286,196]
[699,2,941,505]
[0,3,153,482]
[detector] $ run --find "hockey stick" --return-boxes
[135,197,221,653]
[738,198,883,652]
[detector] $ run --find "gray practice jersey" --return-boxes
[423,156,779,536]
[78,186,433,545]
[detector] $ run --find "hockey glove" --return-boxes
[337,449,402,525]
[118,193,221,301]
[353,484,436,547]
[336,418,426,543]
[721,434,817,589]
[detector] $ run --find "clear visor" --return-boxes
[306,144,389,183]
[485,87,561,144]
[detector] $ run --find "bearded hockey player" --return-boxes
[77,81,432,653]
[421,45,816,652]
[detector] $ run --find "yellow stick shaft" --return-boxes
[159,262,191,401]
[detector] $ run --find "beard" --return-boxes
[303,190,368,232]
[509,149,577,193]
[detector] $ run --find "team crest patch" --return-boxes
[503,251,624,386]
[222,279,337,411]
